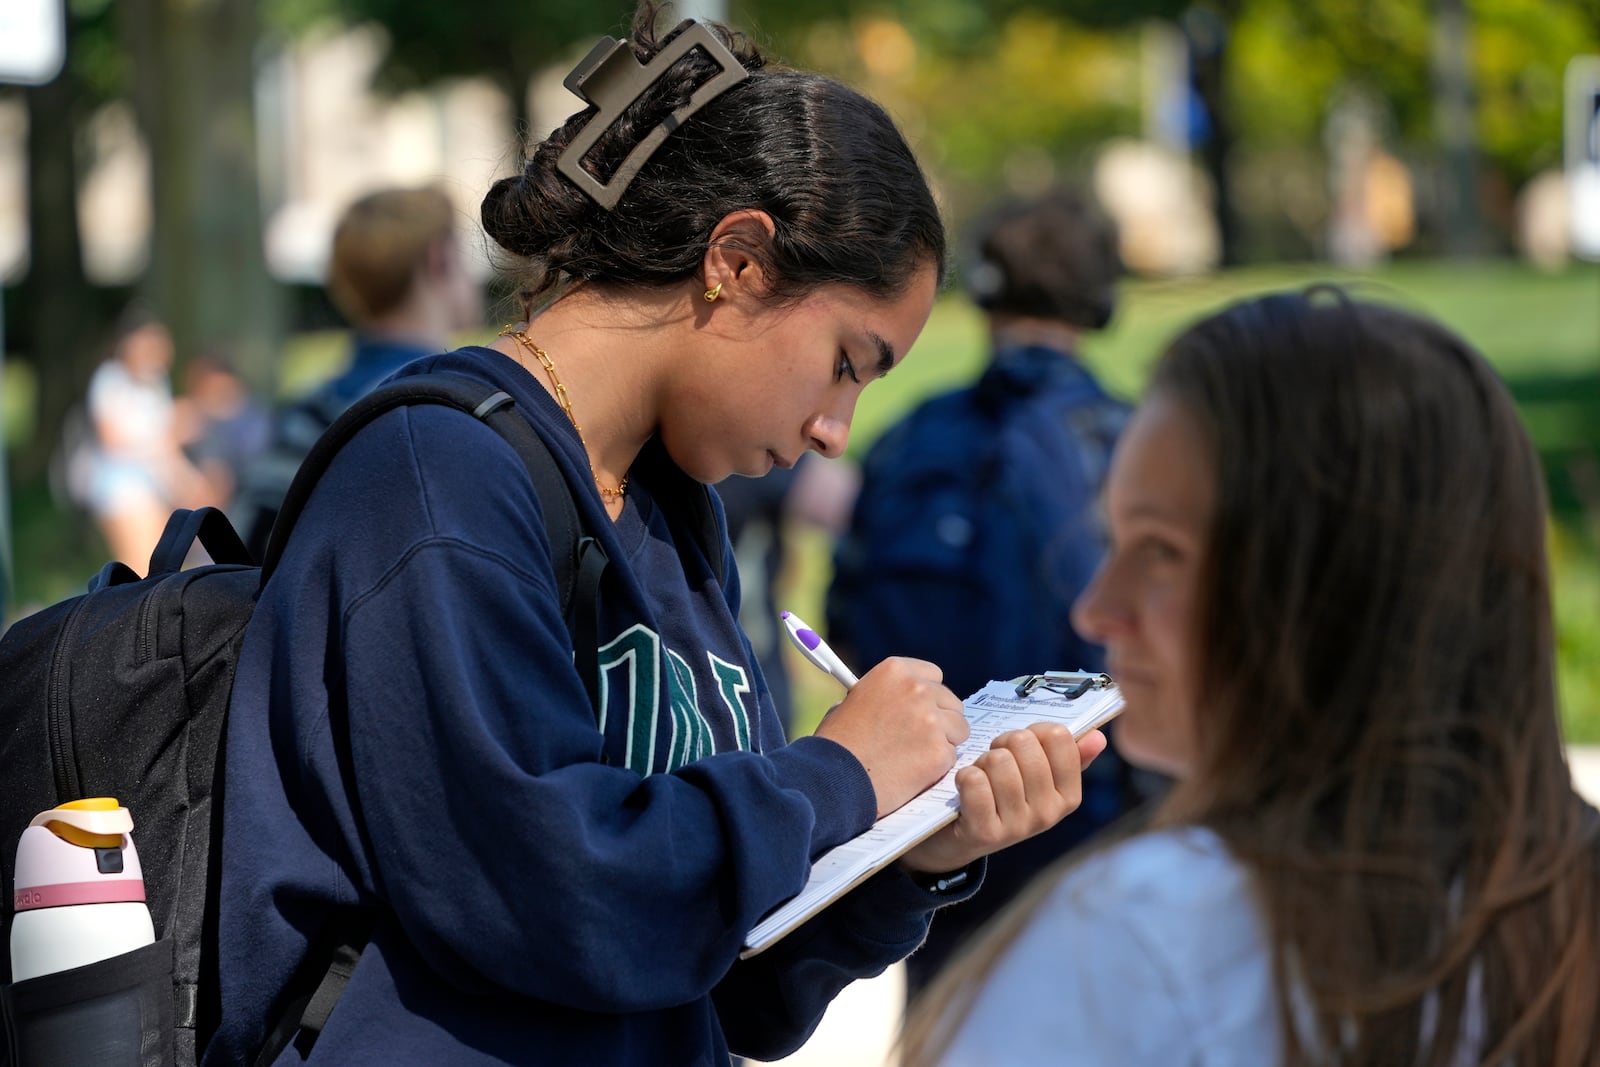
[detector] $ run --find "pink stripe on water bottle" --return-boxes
[13,879,147,911]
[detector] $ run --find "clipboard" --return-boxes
[740,674,1124,958]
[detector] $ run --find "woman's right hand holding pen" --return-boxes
[811,656,969,819]
[781,611,1101,864]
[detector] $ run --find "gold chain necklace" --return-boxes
[500,325,628,501]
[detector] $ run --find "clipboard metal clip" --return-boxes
[1014,672,1113,700]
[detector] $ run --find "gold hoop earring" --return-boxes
[703,282,723,303]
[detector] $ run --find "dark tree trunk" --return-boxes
[1185,4,1240,266]
[1430,0,1487,256]
[17,38,98,481]
[121,0,282,394]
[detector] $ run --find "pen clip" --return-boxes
[1014,672,1112,700]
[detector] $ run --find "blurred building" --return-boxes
[0,24,596,291]
[0,97,23,284]
[256,25,510,285]
[1093,139,1221,276]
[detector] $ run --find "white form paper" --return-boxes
[740,676,1124,957]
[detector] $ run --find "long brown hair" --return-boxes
[903,288,1600,1065]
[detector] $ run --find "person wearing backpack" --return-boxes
[827,185,1162,1000]
[202,7,1106,1066]
[231,183,482,562]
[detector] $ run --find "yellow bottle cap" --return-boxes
[33,798,130,849]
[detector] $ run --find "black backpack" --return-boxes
[0,372,722,1067]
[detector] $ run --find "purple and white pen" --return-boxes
[780,610,860,690]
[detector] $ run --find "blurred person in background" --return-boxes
[67,306,208,571]
[903,290,1600,1067]
[232,183,481,559]
[828,185,1160,1000]
[174,353,271,509]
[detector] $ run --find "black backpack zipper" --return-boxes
[45,595,91,800]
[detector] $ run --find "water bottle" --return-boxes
[10,797,155,982]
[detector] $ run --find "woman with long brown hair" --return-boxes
[904,288,1600,1065]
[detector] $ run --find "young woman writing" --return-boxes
[205,6,1101,1065]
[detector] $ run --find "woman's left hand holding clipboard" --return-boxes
[899,723,1108,876]
[779,610,1106,876]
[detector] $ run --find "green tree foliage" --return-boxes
[737,3,1164,227]
[737,0,1186,55]
[264,0,1597,254]
[1470,0,1599,181]
[294,0,630,134]
[1232,0,1600,188]
[904,14,1147,217]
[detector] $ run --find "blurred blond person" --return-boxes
[233,185,481,558]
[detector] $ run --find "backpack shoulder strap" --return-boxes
[258,373,604,642]
[249,912,374,1067]
[470,397,610,711]
[247,372,610,1067]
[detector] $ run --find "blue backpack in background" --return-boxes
[826,343,1150,992]
[827,344,1126,702]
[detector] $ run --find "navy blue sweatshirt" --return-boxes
[205,347,978,1066]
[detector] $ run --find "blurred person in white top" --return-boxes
[76,308,207,572]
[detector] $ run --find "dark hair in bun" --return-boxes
[481,1,945,310]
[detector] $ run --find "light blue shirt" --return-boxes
[937,827,1280,1066]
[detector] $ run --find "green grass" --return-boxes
[852,259,1600,452]
[276,330,349,401]
[1553,525,1600,743]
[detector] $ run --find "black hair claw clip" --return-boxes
[557,20,749,211]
